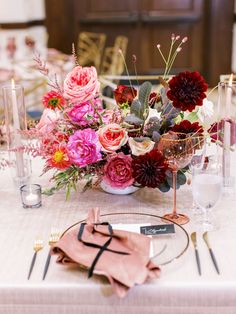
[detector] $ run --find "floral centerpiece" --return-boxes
[29,35,214,197]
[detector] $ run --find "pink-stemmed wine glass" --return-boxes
[158,132,197,225]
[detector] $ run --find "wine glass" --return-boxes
[158,132,196,225]
[189,136,207,216]
[192,159,222,231]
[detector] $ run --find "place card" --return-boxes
[112,223,153,256]
[112,223,149,234]
[140,224,175,236]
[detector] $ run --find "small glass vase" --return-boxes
[2,81,30,187]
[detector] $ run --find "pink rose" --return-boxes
[103,153,134,188]
[36,109,61,133]
[63,66,100,103]
[98,123,128,152]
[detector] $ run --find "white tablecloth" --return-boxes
[0,156,236,314]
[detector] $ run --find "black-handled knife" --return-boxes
[203,232,220,274]
[190,232,201,276]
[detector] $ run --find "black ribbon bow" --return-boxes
[77,222,130,278]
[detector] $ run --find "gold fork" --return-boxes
[28,238,43,280]
[42,228,60,280]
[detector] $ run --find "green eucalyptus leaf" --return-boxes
[139,81,152,106]
[125,113,144,125]
[152,131,161,142]
[166,170,187,189]
[177,171,187,186]
[130,99,142,118]
[158,180,170,192]
[145,117,161,137]
[162,101,180,120]
[160,87,169,106]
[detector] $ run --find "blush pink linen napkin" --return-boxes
[51,208,161,297]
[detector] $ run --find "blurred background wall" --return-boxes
[44,0,234,86]
[0,0,235,87]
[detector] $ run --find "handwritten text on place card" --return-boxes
[140,224,175,236]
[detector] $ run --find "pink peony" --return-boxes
[67,128,102,167]
[63,66,100,103]
[98,123,128,152]
[67,98,103,126]
[36,109,61,133]
[103,153,134,188]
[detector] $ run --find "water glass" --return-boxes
[192,160,222,231]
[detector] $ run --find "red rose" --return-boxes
[114,85,137,105]
[103,153,134,188]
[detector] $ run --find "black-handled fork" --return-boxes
[28,239,43,280]
[42,229,60,280]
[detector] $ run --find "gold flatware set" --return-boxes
[28,228,60,280]
[190,231,220,276]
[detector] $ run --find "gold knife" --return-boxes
[202,231,220,274]
[190,232,201,276]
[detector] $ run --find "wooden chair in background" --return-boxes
[77,32,106,71]
[100,35,128,76]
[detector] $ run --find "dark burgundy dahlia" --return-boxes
[170,120,204,136]
[167,71,208,112]
[131,150,168,188]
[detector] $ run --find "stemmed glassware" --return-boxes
[192,159,222,231]
[189,136,207,216]
[159,132,199,225]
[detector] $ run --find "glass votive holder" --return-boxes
[20,184,42,208]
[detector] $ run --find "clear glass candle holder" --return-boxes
[20,184,42,208]
[2,82,31,187]
[217,78,236,191]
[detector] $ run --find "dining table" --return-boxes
[0,151,236,314]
